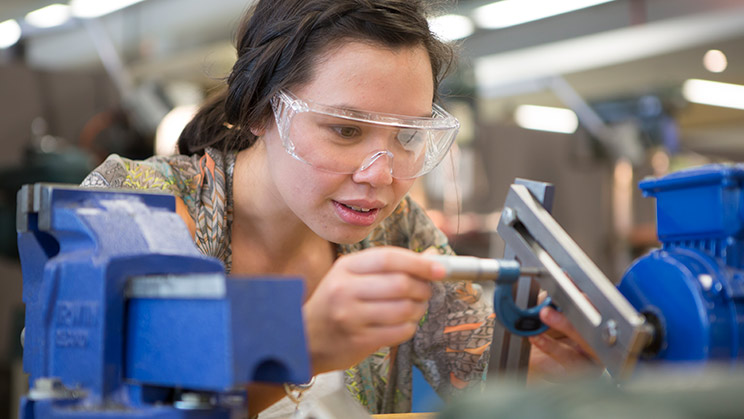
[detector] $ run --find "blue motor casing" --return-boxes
[618,164,744,362]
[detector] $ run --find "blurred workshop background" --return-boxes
[1,0,743,416]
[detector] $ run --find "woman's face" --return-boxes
[259,41,435,244]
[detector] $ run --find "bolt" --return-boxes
[602,319,618,346]
[698,274,713,291]
[28,378,81,400]
[175,392,213,410]
[501,207,518,226]
[33,378,61,392]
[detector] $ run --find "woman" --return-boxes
[82,0,595,416]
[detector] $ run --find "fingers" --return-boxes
[421,246,442,255]
[539,306,597,359]
[528,346,567,379]
[354,322,419,348]
[536,289,548,304]
[354,273,433,302]
[354,299,428,327]
[529,333,603,382]
[303,246,445,374]
[342,247,446,280]
[539,306,579,344]
[529,335,585,368]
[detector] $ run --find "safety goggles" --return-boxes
[270,90,459,179]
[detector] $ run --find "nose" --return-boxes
[352,151,394,186]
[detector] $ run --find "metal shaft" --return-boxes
[425,255,541,282]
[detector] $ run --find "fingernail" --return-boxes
[540,306,554,322]
[431,262,446,279]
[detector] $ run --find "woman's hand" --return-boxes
[528,305,603,382]
[302,246,446,374]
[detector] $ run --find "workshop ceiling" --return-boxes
[2,0,743,158]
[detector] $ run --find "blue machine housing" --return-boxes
[618,164,744,362]
[16,184,311,418]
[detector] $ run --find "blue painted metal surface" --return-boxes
[411,365,442,413]
[618,164,744,362]
[16,184,311,418]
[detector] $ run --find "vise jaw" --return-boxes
[16,183,311,418]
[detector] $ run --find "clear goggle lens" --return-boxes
[271,90,459,179]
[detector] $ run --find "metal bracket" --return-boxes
[496,183,651,379]
[488,179,555,383]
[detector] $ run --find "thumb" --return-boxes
[422,245,444,256]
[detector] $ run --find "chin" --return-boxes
[322,225,376,245]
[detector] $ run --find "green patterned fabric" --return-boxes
[81,147,494,414]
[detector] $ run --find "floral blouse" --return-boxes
[81,147,494,414]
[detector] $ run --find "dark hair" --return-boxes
[178,0,455,155]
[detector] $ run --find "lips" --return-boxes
[332,200,384,226]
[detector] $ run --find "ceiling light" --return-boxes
[702,49,727,73]
[473,0,616,30]
[70,0,146,19]
[682,79,744,110]
[429,14,474,41]
[0,19,22,49]
[515,105,579,133]
[25,4,71,28]
[474,8,744,98]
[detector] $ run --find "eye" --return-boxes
[397,129,424,149]
[331,125,361,139]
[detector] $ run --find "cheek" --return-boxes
[271,155,344,210]
[375,179,416,220]
[276,164,321,203]
[393,179,416,202]
[287,173,331,205]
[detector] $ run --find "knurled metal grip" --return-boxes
[425,254,519,282]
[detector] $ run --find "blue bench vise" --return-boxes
[16,183,311,418]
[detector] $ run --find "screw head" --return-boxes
[603,319,618,346]
[175,392,213,410]
[501,207,518,226]
[28,378,82,400]
[698,274,713,291]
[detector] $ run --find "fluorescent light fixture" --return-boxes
[25,4,71,28]
[682,79,744,110]
[70,0,146,19]
[0,19,22,49]
[474,0,616,29]
[515,104,579,134]
[429,14,474,41]
[475,8,744,98]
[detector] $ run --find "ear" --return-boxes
[250,126,266,137]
